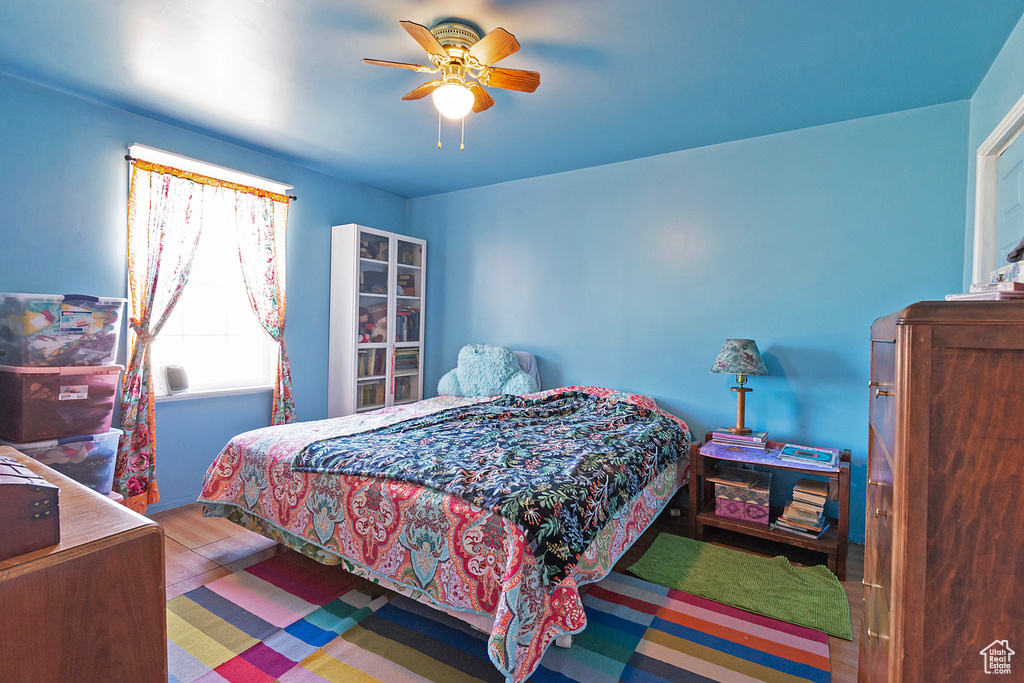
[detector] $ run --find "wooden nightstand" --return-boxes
[688,432,850,580]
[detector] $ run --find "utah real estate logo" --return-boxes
[980,640,1015,675]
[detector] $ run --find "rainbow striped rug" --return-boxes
[167,550,831,682]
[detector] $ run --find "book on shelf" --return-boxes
[788,500,824,515]
[357,348,387,377]
[394,348,419,372]
[712,428,768,443]
[794,478,829,498]
[778,444,839,467]
[792,489,827,504]
[971,281,1024,292]
[395,307,420,342]
[780,506,824,527]
[778,453,839,468]
[359,381,385,407]
[771,520,830,539]
[945,291,1024,301]
[711,429,769,450]
[776,477,829,534]
[394,375,415,401]
[706,466,758,488]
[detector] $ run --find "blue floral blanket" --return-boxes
[292,390,689,584]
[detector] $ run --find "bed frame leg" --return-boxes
[555,634,572,649]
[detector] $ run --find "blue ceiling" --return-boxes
[1,1,1022,198]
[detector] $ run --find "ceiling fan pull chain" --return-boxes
[461,117,465,151]
[437,112,442,149]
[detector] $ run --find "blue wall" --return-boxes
[0,70,975,538]
[410,101,971,542]
[0,74,409,511]
[964,11,1024,287]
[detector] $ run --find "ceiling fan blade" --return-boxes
[483,67,540,93]
[362,58,433,73]
[468,27,520,66]
[399,20,449,59]
[402,80,443,101]
[468,82,495,113]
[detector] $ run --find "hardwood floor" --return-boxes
[150,503,286,599]
[151,501,863,682]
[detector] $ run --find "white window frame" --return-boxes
[126,145,292,402]
[972,90,1024,284]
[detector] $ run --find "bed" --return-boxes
[199,385,690,682]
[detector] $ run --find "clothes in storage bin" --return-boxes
[0,429,121,495]
[0,293,126,366]
[0,364,122,442]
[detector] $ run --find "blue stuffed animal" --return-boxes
[438,344,538,397]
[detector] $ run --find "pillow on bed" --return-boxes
[438,344,538,397]
[513,350,541,390]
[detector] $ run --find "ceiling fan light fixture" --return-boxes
[432,82,474,119]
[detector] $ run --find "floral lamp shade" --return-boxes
[710,339,768,378]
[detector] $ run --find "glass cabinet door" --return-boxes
[357,231,389,344]
[395,239,422,343]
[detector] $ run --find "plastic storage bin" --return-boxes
[0,293,126,366]
[0,364,122,442]
[0,429,122,495]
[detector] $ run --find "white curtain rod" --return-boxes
[126,144,296,200]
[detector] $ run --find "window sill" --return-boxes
[154,385,273,403]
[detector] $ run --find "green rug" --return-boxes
[628,534,853,640]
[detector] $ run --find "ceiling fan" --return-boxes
[363,20,541,122]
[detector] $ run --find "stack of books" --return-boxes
[773,478,830,538]
[711,428,769,450]
[394,348,419,372]
[946,281,1024,301]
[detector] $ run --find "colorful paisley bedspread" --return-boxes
[293,390,689,586]
[198,386,690,682]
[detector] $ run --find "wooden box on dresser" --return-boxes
[860,302,1024,682]
[0,446,167,683]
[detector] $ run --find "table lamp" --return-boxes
[710,339,768,435]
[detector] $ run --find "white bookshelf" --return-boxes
[328,224,426,417]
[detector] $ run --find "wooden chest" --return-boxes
[0,455,59,560]
[0,446,166,682]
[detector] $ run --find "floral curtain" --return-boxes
[116,160,206,512]
[234,192,295,424]
[117,157,295,512]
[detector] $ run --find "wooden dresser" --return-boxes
[0,446,167,683]
[860,302,1024,682]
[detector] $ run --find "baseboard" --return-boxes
[146,495,198,514]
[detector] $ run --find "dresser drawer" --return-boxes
[862,530,892,683]
[861,613,891,683]
[869,339,896,462]
[869,338,895,386]
[866,447,893,564]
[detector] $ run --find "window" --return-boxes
[128,145,291,398]
[149,186,278,396]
